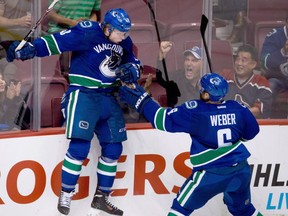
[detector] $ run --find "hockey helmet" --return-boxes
[103,8,132,33]
[200,73,228,102]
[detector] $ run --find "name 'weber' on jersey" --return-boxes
[210,113,236,126]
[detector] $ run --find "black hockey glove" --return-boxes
[156,68,180,107]
[119,84,152,113]
[166,80,181,107]
[116,63,141,84]
[6,41,36,62]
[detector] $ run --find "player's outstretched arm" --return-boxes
[6,41,36,62]
[119,83,189,133]
[119,84,152,113]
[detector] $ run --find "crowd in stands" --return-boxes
[0,0,288,132]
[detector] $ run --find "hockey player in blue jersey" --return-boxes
[118,73,263,216]
[6,8,141,216]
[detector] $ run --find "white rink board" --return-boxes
[0,125,287,216]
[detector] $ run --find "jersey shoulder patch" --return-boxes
[184,100,198,109]
[79,21,94,28]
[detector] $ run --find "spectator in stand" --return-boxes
[0,0,31,131]
[221,44,273,118]
[46,0,102,76]
[46,0,102,34]
[156,41,202,107]
[0,71,28,131]
[260,16,288,107]
[0,0,32,84]
[213,0,248,43]
[0,0,32,41]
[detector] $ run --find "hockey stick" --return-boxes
[142,0,169,82]
[15,0,60,51]
[200,14,213,73]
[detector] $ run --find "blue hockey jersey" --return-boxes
[143,99,260,172]
[261,25,288,79]
[32,21,141,91]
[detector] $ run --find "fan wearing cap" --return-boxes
[157,41,202,107]
[6,8,142,216]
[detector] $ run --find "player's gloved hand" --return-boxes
[115,63,141,84]
[6,41,36,62]
[119,84,151,113]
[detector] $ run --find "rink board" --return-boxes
[0,125,287,216]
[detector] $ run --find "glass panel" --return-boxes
[213,0,288,119]
[0,0,33,132]
[3,0,286,134]
[124,0,208,120]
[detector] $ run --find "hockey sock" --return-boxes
[61,154,83,192]
[96,156,118,193]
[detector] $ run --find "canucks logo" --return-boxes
[100,50,121,78]
[185,100,198,109]
[79,121,89,130]
[210,77,221,86]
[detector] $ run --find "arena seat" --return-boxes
[137,65,168,107]
[246,0,288,45]
[153,0,219,70]
[134,42,177,73]
[167,23,202,68]
[145,80,167,107]
[128,24,157,43]
[210,40,234,73]
[154,0,204,41]
[138,76,167,107]
[155,0,203,25]
[21,76,68,128]
[141,65,157,79]
[270,91,288,119]
[51,97,64,127]
[247,0,288,23]
[40,77,67,127]
[14,55,61,81]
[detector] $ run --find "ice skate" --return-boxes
[89,189,123,216]
[57,190,75,215]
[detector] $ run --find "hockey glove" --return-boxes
[156,68,180,107]
[6,41,36,62]
[116,63,141,84]
[166,80,181,107]
[119,84,151,113]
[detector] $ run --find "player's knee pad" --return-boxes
[100,142,123,160]
[67,138,91,161]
